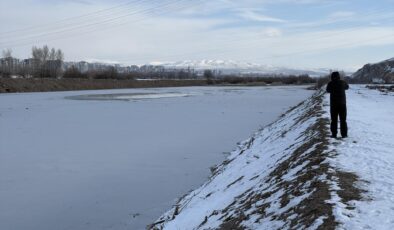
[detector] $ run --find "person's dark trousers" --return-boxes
[330,103,348,137]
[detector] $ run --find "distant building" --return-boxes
[129,65,140,72]
[0,57,19,73]
[76,61,89,73]
[21,58,36,69]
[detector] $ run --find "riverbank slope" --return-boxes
[152,85,394,229]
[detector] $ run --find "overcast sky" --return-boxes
[1,0,394,70]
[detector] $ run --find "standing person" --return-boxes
[326,71,349,138]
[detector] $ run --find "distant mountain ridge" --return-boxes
[63,59,333,77]
[150,60,330,76]
[352,58,394,83]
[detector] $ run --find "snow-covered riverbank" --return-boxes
[153,85,394,229]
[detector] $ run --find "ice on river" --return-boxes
[0,86,312,230]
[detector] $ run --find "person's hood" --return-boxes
[332,75,340,81]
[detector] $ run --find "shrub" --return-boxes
[63,66,87,79]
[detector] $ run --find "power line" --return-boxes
[0,0,148,36]
[0,0,177,42]
[0,0,204,49]
[0,0,191,47]
[2,1,392,65]
[113,7,394,63]
[2,3,390,47]
[110,27,394,64]
[152,9,394,62]
[252,33,394,62]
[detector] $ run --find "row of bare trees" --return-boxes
[62,66,200,80]
[0,46,64,78]
[32,45,64,78]
[32,46,64,62]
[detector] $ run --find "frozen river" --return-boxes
[0,86,313,230]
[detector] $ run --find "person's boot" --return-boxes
[331,134,337,138]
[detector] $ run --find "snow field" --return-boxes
[324,85,394,229]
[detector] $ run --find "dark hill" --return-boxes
[352,58,394,83]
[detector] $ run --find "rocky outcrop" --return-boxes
[352,58,394,83]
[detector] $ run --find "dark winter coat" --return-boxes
[326,78,349,105]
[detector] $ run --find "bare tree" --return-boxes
[32,46,44,61]
[55,49,64,61]
[31,45,64,78]
[2,48,12,58]
[0,49,15,78]
[204,69,214,84]
[49,48,56,60]
[42,45,49,62]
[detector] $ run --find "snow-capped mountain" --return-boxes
[150,60,330,76]
[150,60,263,69]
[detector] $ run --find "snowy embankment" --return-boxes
[325,85,394,229]
[151,85,394,229]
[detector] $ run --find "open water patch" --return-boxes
[66,92,190,101]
